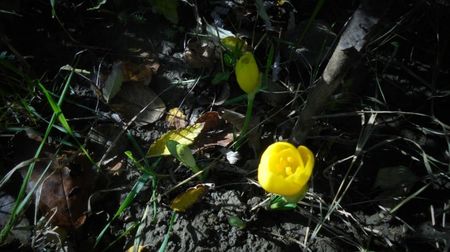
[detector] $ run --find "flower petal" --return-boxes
[257,142,315,197]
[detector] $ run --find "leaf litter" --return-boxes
[1,1,449,251]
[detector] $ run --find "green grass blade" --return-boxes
[0,73,74,242]
[95,151,159,247]
[126,134,159,220]
[101,222,138,252]
[95,173,150,247]
[38,83,73,136]
[17,160,54,213]
[389,183,431,214]
[261,43,274,90]
[49,0,57,18]
[0,159,34,189]
[124,151,157,177]
[158,212,178,252]
[133,204,150,251]
[38,81,97,167]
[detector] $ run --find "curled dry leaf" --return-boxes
[102,62,123,103]
[122,60,159,86]
[31,151,97,229]
[193,111,234,150]
[101,58,159,103]
[110,82,166,126]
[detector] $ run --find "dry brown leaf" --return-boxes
[32,151,96,229]
[183,40,216,69]
[122,60,159,86]
[110,82,166,126]
[193,111,234,149]
[100,57,159,103]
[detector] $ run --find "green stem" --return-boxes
[234,92,255,150]
[241,92,255,136]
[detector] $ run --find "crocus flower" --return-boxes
[258,142,314,198]
[235,51,260,94]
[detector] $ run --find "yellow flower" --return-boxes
[258,142,314,197]
[235,51,260,94]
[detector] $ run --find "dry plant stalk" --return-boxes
[290,0,391,145]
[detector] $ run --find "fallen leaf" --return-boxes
[101,58,159,103]
[170,184,208,212]
[147,123,204,157]
[110,82,166,126]
[32,151,97,228]
[196,111,222,132]
[220,109,247,131]
[102,62,123,103]
[184,40,216,69]
[194,111,234,149]
[122,61,159,86]
[165,107,188,129]
[127,245,147,252]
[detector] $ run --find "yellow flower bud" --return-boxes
[258,142,314,197]
[235,52,260,94]
[221,36,247,54]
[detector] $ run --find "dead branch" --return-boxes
[290,0,391,145]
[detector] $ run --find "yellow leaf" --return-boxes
[170,184,208,212]
[146,123,204,157]
[127,245,146,252]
